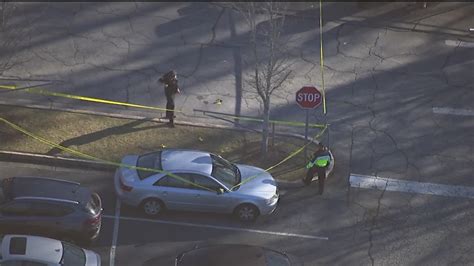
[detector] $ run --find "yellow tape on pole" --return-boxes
[319,0,327,114]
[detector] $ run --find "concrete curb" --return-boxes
[0,150,115,172]
[0,101,322,142]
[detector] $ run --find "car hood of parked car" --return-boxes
[233,164,277,198]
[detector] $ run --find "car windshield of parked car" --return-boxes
[137,151,162,180]
[210,154,240,189]
[61,242,86,266]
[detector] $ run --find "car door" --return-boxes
[28,202,71,236]
[0,201,35,234]
[187,174,235,213]
[0,261,48,266]
[152,173,199,211]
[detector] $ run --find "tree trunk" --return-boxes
[0,2,5,31]
[261,98,270,160]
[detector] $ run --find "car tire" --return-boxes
[141,198,165,217]
[234,204,259,223]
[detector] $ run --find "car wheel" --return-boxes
[141,198,164,217]
[234,204,259,223]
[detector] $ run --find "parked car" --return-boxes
[0,176,102,245]
[114,149,279,222]
[0,234,101,265]
[175,244,302,266]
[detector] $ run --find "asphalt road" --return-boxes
[0,161,333,266]
[1,2,473,265]
[2,161,474,265]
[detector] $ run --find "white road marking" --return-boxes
[444,39,474,48]
[350,174,474,199]
[109,199,121,266]
[432,107,474,117]
[102,214,328,240]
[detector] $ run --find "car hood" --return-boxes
[233,164,277,199]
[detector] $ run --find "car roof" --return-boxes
[176,244,290,266]
[2,177,91,205]
[161,149,213,175]
[1,235,62,263]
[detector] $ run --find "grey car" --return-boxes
[0,177,102,245]
[114,149,279,222]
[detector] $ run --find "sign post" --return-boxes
[295,86,322,160]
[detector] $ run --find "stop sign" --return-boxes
[296,86,322,109]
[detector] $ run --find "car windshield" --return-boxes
[137,151,162,180]
[210,154,240,189]
[61,242,86,266]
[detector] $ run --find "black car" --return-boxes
[0,176,102,245]
[175,244,303,266]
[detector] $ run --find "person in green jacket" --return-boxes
[304,143,331,195]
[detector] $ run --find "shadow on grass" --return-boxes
[46,119,168,155]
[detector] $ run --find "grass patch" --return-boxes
[0,105,317,181]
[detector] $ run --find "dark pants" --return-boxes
[304,166,327,194]
[165,95,175,123]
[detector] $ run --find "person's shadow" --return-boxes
[46,120,166,155]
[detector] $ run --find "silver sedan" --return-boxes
[114,149,279,222]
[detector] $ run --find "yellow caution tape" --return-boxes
[0,85,16,89]
[0,85,181,113]
[1,84,325,128]
[230,124,327,190]
[0,115,327,193]
[319,0,327,114]
[0,116,213,192]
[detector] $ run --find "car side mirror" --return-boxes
[217,188,225,195]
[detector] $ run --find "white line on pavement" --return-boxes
[432,107,474,117]
[109,199,121,266]
[102,214,328,240]
[444,39,474,48]
[350,174,474,199]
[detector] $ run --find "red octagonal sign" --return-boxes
[296,86,322,109]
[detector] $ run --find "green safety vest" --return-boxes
[306,155,331,169]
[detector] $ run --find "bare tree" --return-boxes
[232,2,293,159]
[0,1,24,76]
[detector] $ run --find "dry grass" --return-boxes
[0,105,316,181]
